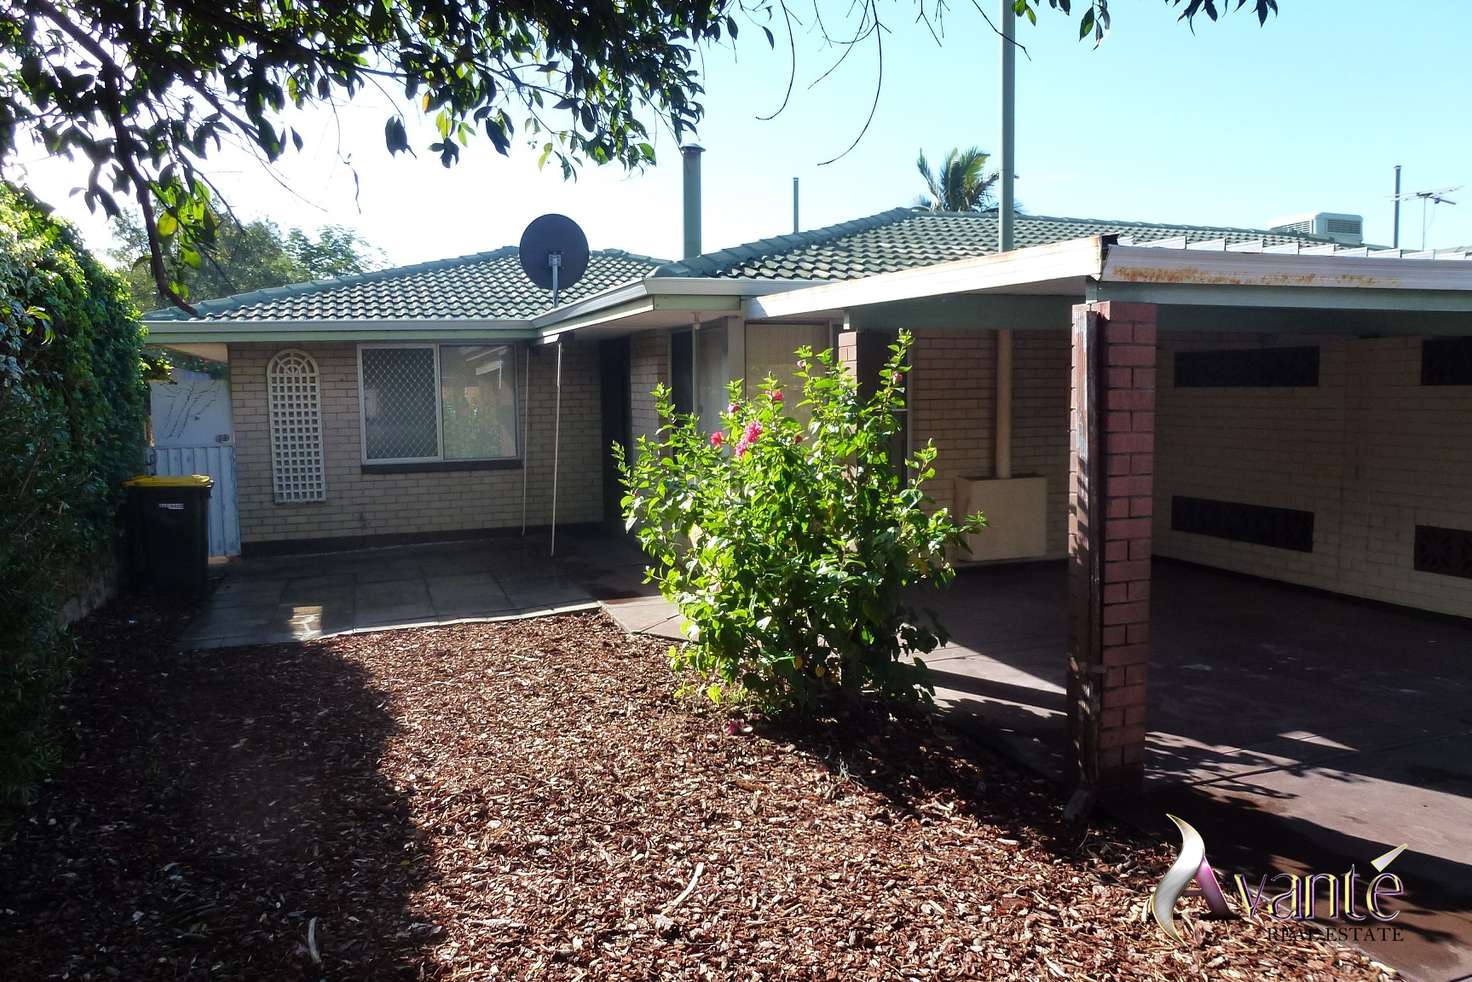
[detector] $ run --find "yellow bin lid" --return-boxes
[125,474,214,488]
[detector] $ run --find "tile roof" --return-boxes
[144,207,1342,324]
[143,247,668,322]
[650,207,1337,281]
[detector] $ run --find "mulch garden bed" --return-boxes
[0,597,1395,980]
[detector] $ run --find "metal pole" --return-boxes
[690,313,702,426]
[792,177,800,234]
[998,0,1015,254]
[995,0,1016,480]
[1392,164,1402,249]
[519,344,531,535]
[550,339,563,557]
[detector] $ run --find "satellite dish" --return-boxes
[519,213,589,306]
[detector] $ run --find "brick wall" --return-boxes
[1154,334,1472,618]
[228,341,602,548]
[907,330,1070,556]
[910,333,995,517]
[629,329,668,453]
[1012,333,1071,557]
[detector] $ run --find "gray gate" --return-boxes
[149,445,241,557]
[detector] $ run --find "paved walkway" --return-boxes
[182,536,612,650]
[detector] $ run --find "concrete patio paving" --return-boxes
[180,533,648,650]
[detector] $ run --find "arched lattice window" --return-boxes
[266,349,326,502]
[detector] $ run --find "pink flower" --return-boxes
[743,421,763,444]
[726,401,739,415]
[734,442,749,458]
[710,431,725,448]
[892,370,905,384]
[771,390,784,404]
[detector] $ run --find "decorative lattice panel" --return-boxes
[266,349,326,502]
[360,347,439,460]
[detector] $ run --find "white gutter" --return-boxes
[530,275,823,332]
[143,316,534,343]
[743,237,1107,321]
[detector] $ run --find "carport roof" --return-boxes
[649,208,1335,281]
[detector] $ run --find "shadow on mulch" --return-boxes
[0,591,430,979]
[749,697,1123,861]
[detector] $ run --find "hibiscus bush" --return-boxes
[614,331,986,711]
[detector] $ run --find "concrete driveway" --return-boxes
[921,560,1472,981]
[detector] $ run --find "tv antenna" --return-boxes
[519,213,589,307]
[1391,184,1462,250]
[517,213,590,558]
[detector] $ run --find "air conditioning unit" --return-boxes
[1268,212,1364,246]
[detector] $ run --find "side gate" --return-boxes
[149,444,241,557]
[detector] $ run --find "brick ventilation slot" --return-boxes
[1413,525,1472,579]
[1171,495,1314,553]
[1421,338,1472,386]
[1174,346,1319,388]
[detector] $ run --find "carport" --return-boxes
[747,236,1472,790]
[742,239,1472,974]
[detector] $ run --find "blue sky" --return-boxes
[21,1,1472,267]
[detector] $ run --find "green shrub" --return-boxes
[0,184,152,814]
[615,331,985,711]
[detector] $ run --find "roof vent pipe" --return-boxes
[681,144,704,259]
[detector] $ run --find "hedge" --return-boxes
[0,183,153,814]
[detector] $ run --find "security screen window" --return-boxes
[358,344,520,463]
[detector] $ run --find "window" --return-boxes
[1421,337,1472,386]
[1170,495,1315,552]
[266,349,326,502]
[358,344,520,464]
[1414,525,1472,579]
[1174,346,1320,388]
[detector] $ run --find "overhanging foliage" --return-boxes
[0,182,153,813]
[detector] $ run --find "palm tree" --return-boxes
[915,146,998,213]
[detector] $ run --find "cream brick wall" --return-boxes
[1011,332,1071,558]
[911,333,996,518]
[907,330,1070,557]
[629,329,668,451]
[906,328,1472,616]
[1154,334,1472,618]
[229,341,602,548]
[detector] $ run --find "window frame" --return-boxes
[356,342,522,466]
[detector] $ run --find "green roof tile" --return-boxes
[144,207,1339,324]
[651,207,1335,281]
[143,247,668,322]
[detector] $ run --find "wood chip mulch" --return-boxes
[0,598,1395,980]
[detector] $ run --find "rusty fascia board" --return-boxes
[1096,245,1472,312]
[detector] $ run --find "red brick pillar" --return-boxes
[1067,301,1156,791]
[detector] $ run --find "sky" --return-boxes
[14,0,1472,269]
